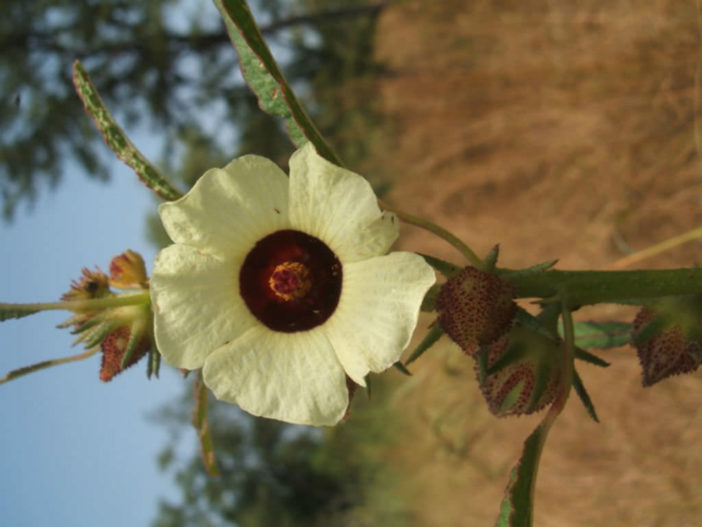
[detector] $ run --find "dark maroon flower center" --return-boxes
[239,229,342,332]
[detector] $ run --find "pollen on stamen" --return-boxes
[269,261,312,300]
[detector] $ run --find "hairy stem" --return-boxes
[0,291,150,315]
[379,200,483,267]
[502,268,702,306]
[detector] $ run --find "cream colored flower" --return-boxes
[150,143,435,425]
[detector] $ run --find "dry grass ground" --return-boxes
[362,1,702,525]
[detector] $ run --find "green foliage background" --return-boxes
[1,0,384,219]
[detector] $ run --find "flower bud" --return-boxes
[631,304,702,387]
[109,249,148,290]
[476,324,561,417]
[437,266,516,355]
[61,267,111,301]
[58,251,153,381]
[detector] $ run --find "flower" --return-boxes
[150,143,436,425]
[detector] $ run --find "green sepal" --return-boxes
[420,284,440,312]
[631,314,667,346]
[147,348,161,379]
[120,324,142,369]
[56,314,82,329]
[393,361,412,376]
[405,323,444,365]
[75,321,115,349]
[513,308,558,341]
[67,313,104,334]
[498,259,559,280]
[483,244,500,271]
[572,367,599,423]
[419,253,462,278]
[574,347,610,368]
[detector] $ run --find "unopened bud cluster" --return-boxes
[60,250,153,381]
[436,266,562,416]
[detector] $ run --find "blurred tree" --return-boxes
[0,0,386,219]
[153,392,366,527]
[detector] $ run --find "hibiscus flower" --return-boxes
[150,143,435,425]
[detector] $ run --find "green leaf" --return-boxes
[193,373,220,477]
[0,303,40,322]
[495,421,552,527]
[213,0,341,165]
[405,323,444,365]
[572,367,599,423]
[513,307,558,340]
[0,347,99,385]
[561,320,631,349]
[419,253,462,277]
[72,60,183,201]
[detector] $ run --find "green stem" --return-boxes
[379,200,483,267]
[502,268,702,307]
[0,291,151,315]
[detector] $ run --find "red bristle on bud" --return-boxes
[100,326,151,382]
[631,307,701,387]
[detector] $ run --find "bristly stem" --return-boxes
[379,200,483,267]
[0,291,151,316]
[502,267,702,307]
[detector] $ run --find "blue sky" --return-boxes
[0,155,191,526]
[0,3,303,524]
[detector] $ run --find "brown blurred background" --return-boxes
[361,1,702,525]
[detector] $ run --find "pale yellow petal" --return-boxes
[150,244,257,370]
[202,325,349,426]
[288,143,398,263]
[326,252,436,376]
[159,155,290,257]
